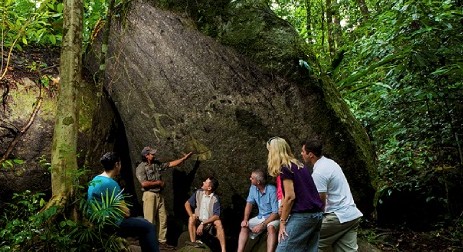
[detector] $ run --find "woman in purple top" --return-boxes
[267,137,323,252]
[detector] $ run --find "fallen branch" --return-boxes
[0,87,43,165]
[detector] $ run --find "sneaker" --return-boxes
[186,240,205,248]
[195,241,205,248]
[185,241,196,246]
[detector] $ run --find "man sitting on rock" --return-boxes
[88,152,159,252]
[184,176,226,252]
[237,169,279,252]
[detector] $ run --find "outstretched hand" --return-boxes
[182,152,193,160]
[169,152,194,167]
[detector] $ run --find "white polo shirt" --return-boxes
[312,156,363,223]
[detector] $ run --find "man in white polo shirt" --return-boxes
[301,139,363,252]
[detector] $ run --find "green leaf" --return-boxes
[13,159,24,164]
[57,3,64,13]
[3,159,14,168]
[49,34,56,45]
[373,82,392,89]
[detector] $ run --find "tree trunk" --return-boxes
[356,0,370,21]
[325,0,335,58]
[50,0,83,200]
[305,0,312,42]
[332,3,342,49]
[320,0,326,49]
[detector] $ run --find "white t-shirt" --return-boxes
[312,156,363,223]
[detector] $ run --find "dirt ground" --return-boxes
[125,227,463,252]
[358,226,463,252]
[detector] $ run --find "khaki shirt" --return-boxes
[136,160,169,192]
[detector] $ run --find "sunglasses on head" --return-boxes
[267,136,278,145]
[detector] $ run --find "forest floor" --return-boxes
[135,225,463,252]
[3,48,463,252]
[358,224,463,252]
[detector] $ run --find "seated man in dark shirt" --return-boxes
[184,176,226,252]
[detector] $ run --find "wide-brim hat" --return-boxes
[141,146,157,156]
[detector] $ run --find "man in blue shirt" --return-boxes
[237,169,280,252]
[88,152,159,252]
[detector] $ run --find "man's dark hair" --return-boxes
[302,138,323,157]
[100,152,120,171]
[208,176,219,192]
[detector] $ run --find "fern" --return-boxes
[87,187,126,226]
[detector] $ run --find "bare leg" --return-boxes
[267,225,277,252]
[214,219,227,252]
[188,215,197,242]
[237,226,250,252]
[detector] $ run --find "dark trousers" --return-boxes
[118,217,159,252]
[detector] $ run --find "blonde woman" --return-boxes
[267,137,323,252]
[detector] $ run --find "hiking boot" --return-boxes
[159,242,175,250]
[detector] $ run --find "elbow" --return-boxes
[285,195,296,204]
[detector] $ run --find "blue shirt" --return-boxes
[87,175,124,225]
[246,184,279,218]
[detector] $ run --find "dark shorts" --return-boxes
[195,219,216,236]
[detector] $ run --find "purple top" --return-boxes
[280,162,323,213]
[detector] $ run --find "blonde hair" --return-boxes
[267,137,303,177]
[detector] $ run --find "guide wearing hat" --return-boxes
[141,146,157,156]
[136,146,193,249]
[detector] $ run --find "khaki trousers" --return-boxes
[142,191,167,243]
[319,213,361,252]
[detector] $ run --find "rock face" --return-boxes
[84,0,376,232]
[0,76,55,204]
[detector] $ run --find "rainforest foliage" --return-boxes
[1,0,463,249]
[271,0,463,224]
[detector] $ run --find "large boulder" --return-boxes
[85,0,375,229]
